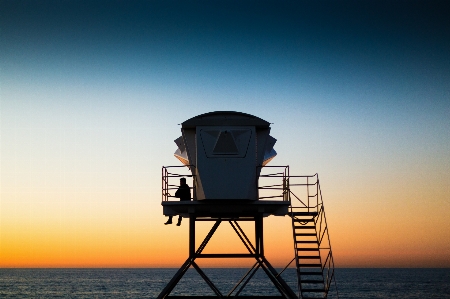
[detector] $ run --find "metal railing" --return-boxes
[162,166,196,201]
[162,165,321,207]
[162,165,294,202]
[257,165,290,201]
[258,166,322,213]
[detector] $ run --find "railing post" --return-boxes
[256,166,260,200]
[285,166,290,202]
[316,174,319,214]
[306,176,310,212]
[162,167,167,202]
[192,167,197,201]
[161,167,163,202]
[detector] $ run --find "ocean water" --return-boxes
[0,268,449,298]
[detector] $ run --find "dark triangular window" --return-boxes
[213,130,238,154]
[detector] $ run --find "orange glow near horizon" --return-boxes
[2,202,449,268]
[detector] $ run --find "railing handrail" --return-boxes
[162,165,322,208]
[162,165,197,201]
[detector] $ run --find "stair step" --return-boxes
[302,288,325,292]
[300,271,322,276]
[297,256,320,259]
[301,279,324,283]
[294,233,317,236]
[299,271,323,275]
[296,240,318,243]
[291,212,318,216]
[294,225,316,229]
[293,218,314,222]
[298,263,321,267]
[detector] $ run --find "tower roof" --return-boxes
[181,111,270,129]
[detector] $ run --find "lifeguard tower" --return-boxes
[159,112,338,299]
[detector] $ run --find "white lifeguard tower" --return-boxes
[159,112,338,299]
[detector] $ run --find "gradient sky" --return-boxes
[1,0,449,268]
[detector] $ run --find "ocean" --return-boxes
[0,268,449,298]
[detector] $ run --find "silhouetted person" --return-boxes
[165,177,191,226]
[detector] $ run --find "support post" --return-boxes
[255,215,264,256]
[190,216,195,257]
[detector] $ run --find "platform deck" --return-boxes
[162,200,290,218]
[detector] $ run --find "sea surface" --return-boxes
[1,268,449,298]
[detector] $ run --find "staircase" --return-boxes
[291,210,326,299]
[258,167,339,299]
[288,175,338,299]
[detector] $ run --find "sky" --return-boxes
[1,0,449,268]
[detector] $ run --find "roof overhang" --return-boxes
[181,111,270,129]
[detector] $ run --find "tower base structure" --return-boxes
[157,211,298,299]
[160,166,339,298]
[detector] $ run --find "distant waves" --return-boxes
[0,268,449,298]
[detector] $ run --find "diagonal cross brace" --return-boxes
[157,220,222,299]
[157,217,298,299]
[192,261,223,297]
[229,220,298,299]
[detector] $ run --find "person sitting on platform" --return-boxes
[165,177,191,226]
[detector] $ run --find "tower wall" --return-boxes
[174,111,276,201]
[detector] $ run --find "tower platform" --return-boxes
[162,200,290,218]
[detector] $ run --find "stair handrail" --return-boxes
[316,177,338,296]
